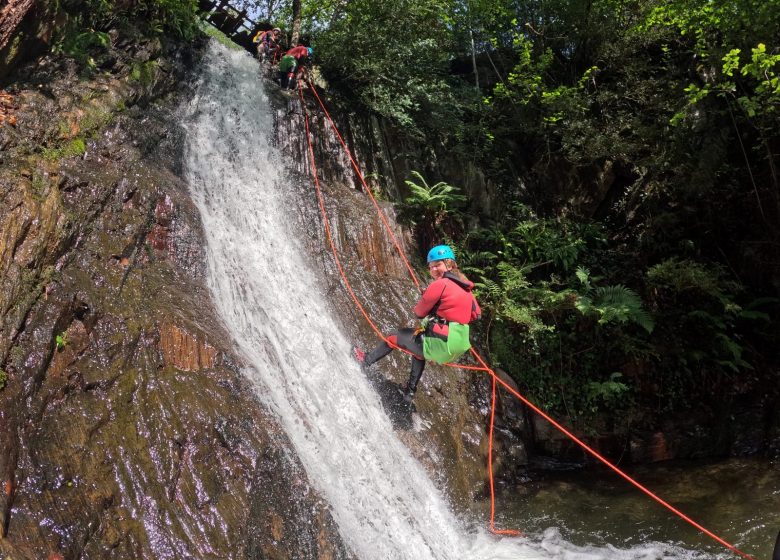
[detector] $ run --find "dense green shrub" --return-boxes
[54,0,201,63]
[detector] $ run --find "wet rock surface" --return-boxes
[0,34,349,559]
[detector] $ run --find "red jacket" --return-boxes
[285,45,309,60]
[414,272,481,338]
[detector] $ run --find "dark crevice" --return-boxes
[118,197,158,294]
[168,438,186,501]
[9,218,32,263]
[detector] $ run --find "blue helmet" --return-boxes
[307,47,313,56]
[427,244,455,263]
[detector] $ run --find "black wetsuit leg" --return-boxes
[393,328,425,393]
[773,530,780,560]
[406,355,425,394]
[363,341,393,366]
[364,329,426,394]
[364,328,423,363]
[394,328,424,356]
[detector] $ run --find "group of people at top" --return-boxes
[252,27,312,91]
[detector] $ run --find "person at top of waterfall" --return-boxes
[278,45,312,91]
[354,245,481,404]
[253,27,282,62]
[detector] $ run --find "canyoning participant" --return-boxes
[253,27,282,62]
[354,245,481,403]
[277,45,312,91]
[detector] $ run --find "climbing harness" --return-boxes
[296,82,756,560]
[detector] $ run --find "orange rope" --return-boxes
[298,88,391,346]
[488,369,522,536]
[306,84,423,292]
[296,83,755,560]
[469,347,756,559]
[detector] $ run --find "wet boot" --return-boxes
[402,357,425,403]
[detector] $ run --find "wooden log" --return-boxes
[0,0,36,52]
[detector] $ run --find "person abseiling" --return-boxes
[354,244,481,403]
[253,27,281,62]
[277,45,312,91]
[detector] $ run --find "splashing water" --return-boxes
[180,41,728,560]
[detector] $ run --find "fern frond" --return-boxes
[477,277,503,298]
[586,285,655,333]
[575,266,590,287]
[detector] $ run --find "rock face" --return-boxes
[0,34,350,559]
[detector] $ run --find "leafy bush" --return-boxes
[397,171,466,249]
[315,0,462,133]
[646,258,770,390]
[53,28,111,70]
[455,209,655,423]
[575,268,654,333]
[55,0,201,60]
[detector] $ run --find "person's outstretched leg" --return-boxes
[362,341,393,366]
[403,357,425,402]
[355,328,422,368]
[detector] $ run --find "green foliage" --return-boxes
[315,0,463,133]
[475,261,558,335]
[398,171,466,241]
[396,171,467,251]
[403,172,466,219]
[671,42,780,126]
[646,258,735,302]
[586,373,630,413]
[642,0,779,54]
[53,28,111,71]
[464,207,602,272]
[575,268,654,333]
[129,60,160,87]
[201,21,244,50]
[144,0,201,40]
[455,206,658,422]
[645,258,768,378]
[0,369,7,391]
[56,332,68,351]
[55,0,201,60]
[43,138,87,161]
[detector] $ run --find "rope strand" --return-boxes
[307,83,423,292]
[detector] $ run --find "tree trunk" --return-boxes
[290,0,301,46]
[470,29,479,92]
[0,0,36,51]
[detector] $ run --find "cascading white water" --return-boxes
[180,41,722,560]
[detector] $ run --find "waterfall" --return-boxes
[180,41,718,560]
